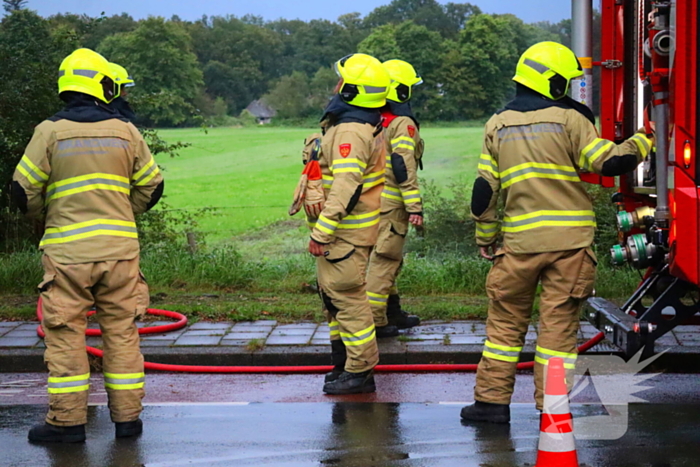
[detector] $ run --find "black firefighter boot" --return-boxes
[28,423,86,443]
[325,340,347,383]
[460,401,511,424]
[115,419,143,438]
[375,323,399,338]
[323,370,376,395]
[386,294,420,329]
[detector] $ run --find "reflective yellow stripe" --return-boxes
[363,170,385,188]
[535,356,576,369]
[133,158,155,181]
[338,209,381,229]
[136,164,160,186]
[484,340,522,353]
[630,134,652,157]
[500,162,580,189]
[103,372,145,390]
[40,219,138,246]
[391,136,415,151]
[401,189,421,203]
[315,215,338,235]
[17,155,49,187]
[535,346,577,360]
[367,291,389,307]
[382,185,402,201]
[48,373,90,383]
[502,210,596,233]
[478,154,499,178]
[48,385,90,394]
[45,173,131,202]
[483,351,519,363]
[580,138,615,169]
[329,320,340,336]
[475,222,499,239]
[340,324,376,346]
[323,175,333,189]
[332,158,367,175]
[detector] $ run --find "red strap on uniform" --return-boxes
[381,111,398,128]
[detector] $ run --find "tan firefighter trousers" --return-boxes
[474,247,597,410]
[39,254,149,426]
[317,238,379,373]
[366,209,409,326]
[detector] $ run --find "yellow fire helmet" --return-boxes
[58,48,119,104]
[110,63,135,88]
[513,41,583,100]
[334,53,391,109]
[383,59,423,103]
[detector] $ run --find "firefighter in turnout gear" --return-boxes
[366,59,424,338]
[308,53,390,394]
[13,48,164,442]
[461,42,653,423]
[108,63,136,122]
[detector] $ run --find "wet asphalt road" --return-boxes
[1,373,699,466]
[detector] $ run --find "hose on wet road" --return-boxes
[35,298,605,373]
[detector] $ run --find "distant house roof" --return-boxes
[245,100,277,119]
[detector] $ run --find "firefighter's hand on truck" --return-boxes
[479,244,499,261]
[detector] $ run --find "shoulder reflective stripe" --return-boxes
[523,59,550,74]
[580,138,615,167]
[73,69,99,78]
[40,219,138,246]
[340,324,376,346]
[18,155,49,187]
[475,222,499,239]
[104,372,146,390]
[45,173,131,202]
[478,154,499,178]
[391,137,415,151]
[502,210,596,233]
[500,162,579,189]
[630,134,652,156]
[47,372,90,394]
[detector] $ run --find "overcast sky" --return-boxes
[27,0,570,24]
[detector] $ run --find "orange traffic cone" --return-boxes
[535,357,578,467]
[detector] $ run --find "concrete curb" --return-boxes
[3,344,699,374]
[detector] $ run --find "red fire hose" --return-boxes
[35,298,605,373]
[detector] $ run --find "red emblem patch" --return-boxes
[339,143,352,158]
[407,125,416,138]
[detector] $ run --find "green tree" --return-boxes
[0,9,64,244]
[2,0,26,13]
[98,17,204,126]
[262,71,310,119]
[309,66,338,111]
[357,24,400,61]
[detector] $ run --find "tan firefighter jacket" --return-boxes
[472,105,652,254]
[309,121,387,247]
[13,113,163,264]
[381,115,423,214]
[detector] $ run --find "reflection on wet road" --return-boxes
[1,403,699,467]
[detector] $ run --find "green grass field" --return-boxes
[157,126,484,242]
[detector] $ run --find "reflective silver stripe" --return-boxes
[535,350,577,367]
[73,69,99,78]
[58,70,65,77]
[503,214,595,229]
[341,327,375,343]
[46,177,131,199]
[333,162,361,170]
[18,159,48,185]
[42,223,137,241]
[582,140,611,161]
[500,166,579,186]
[47,379,89,389]
[524,58,550,74]
[133,164,158,185]
[340,213,380,225]
[403,193,420,201]
[482,346,520,359]
[316,218,337,231]
[364,86,387,94]
[631,134,651,154]
[104,376,145,385]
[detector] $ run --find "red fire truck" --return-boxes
[577,0,698,357]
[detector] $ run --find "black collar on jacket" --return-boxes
[50,92,128,123]
[108,97,137,122]
[385,100,420,128]
[498,84,596,125]
[321,95,382,128]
